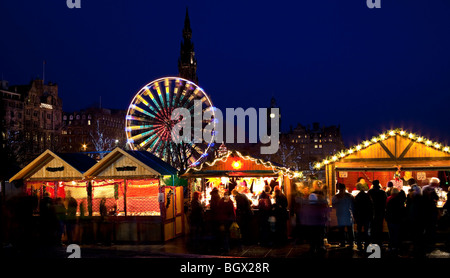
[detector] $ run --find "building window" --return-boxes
[315,145,318,149]
[88,120,91,125]
[319,145,322,148]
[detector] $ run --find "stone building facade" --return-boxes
[1,79,63,165]
[61,107,127,157]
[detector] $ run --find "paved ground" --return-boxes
[4,234,450,259]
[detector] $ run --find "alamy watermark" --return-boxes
[67,1,379,10]
[170,100,280,155]
[67,0,81,9]
[367,0,381,8]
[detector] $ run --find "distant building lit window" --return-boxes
[88,120,91,125]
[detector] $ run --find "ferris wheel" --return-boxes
[125,77,216,169]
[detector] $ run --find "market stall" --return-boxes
[8,149,97,214]
[183,150,300,205]
[314,128,450,205]
[182,150,301,241]
[83,147,183,242]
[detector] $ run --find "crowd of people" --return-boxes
[0,190,113,255]
[188,177,450,257]
[187,184,289,253]
[292,177,447,257]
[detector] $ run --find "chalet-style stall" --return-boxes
[183,150,299,204]
[182,150,300,240]
[83,147,183,242]
[315,129,449,206]
[9,149,97,213]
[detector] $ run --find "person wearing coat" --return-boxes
[368,180,387,246]
[301,193,329,255]
[385,187,406,256]
[354,183,373,251]
[217,190,236,251]
[273,186,288,245]
[332,183,355,248]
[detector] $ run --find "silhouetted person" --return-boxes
[39,192,57,245]
[406,184,425,258]
[301,193,329,256]
[332,183,354,248]
[273,186,288,245]
[218,190,235,252]
[422,177,440,252]
[386,181,394,197]
[54,197,66,245]
[354,183,373,251]
[292,182,308,243]
[385,187,406,256]
[98,198,110,245]
[232,189,253,245]
[6,192,37,252]
[257,185,273,246]
[66,192,78,243]
[189,191,205,251]
[209,187,221,249]
[368,180,387,246]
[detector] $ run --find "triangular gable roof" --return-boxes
[314,128,450,171]
[183,150,302,179]
[84,148,178,178]
[9,150,97,182]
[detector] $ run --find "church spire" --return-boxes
[178,7,198,84]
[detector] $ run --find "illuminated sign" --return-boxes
[40,103,53,110]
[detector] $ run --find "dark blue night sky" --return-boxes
[1,0,450,146]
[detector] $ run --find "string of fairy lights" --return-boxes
[314,128,450,170]
[184,150,303,179]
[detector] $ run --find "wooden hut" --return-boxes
[83,147,183,242]
[182,150,301,242]
[314,128,450,204]
[8,149,97,205]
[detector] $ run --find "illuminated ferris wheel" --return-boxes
[125,77,216,169]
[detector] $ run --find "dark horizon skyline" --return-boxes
[1,0,450,147]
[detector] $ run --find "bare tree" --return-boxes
[265,139,302,170]
[90,119,115,159]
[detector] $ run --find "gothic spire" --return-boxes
[178,7,198,84]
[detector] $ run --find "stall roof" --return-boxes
[9,150,97,182]
[83,147,178,178]
[314,128,450,171]
[182,150,302,178]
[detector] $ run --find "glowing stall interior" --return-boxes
[182,150,302,209]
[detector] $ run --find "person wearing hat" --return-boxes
[368,180,387,247]
[301,193,329,255]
